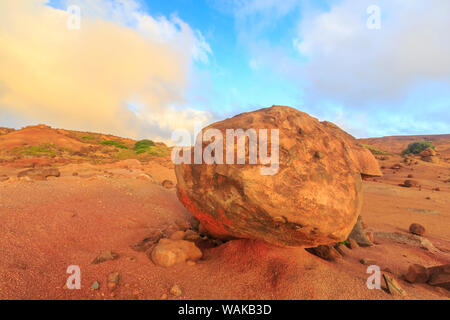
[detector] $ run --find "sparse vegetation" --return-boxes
[100,140,128,149]
[402,141,436,155]
[148,145,169,157]
[21,144,59,157]
[134,139,155,154]
[360,144,393,155]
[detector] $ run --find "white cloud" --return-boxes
[0,0,214,141]
[293,0,450,106]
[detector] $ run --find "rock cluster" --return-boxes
[419,147,439,163]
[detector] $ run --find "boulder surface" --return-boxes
[175,106,366,247]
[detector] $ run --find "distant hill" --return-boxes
[0,124,169,163]
[358,134,450,156]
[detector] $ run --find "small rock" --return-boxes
[383,274,407,296]
[161,293,168,300]
[91,281,100,290]
[169,230,186,241]
[407,174,414,178]
[400,180,419,188]
[0,174,9,182]
[347,238,359,249]
[170,285,182,297]
[187,260,196,266]
[162,180,175,189]
[334,244,351,257]
[17,168,60,181]
[360,258,377,265]
[409,223,425,236]
[405,264,429,283]
[151,239,202,268]
[427,264,450,291]
[305,245,342,262]
[91,251,118,264]
[348,216,373,247]
[131,230,163,252]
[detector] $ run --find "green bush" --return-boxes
[100,140,128,149]
[402,141,435,155]
[134,139,155,154]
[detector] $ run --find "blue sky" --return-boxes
[1,0,449,141]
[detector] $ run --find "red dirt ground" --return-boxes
[0,131,449,300]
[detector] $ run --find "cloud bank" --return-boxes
[0,0,214,142]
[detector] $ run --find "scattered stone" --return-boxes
[374,232,438,253]
[409,223,426,236]
[72,172,78,176]
[91,251,118,264]
[407,174,414,178]
[427,264,450,291]
[400,180,419,188]
[151,239,202,268]
[348,216,373,247]
[162,180,175,189]
[161,293,168,300]
[405,264,429,283]
[334,244,351,257]
[391,164,403,170]
[187,260,196,266]
[305,245,342,262]
[433,187,440,192]
[360,258,377,265]
[175,106,368,247]
[91,281,100,290]
[131,230,163,252]
[17,168,60,181]
[383,274,407,296]
[0,174,9,182]
[170,285,182,297]
[347,238,359,249]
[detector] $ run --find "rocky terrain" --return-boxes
[0,108,449,300]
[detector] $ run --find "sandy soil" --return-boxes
[0,153,449,300]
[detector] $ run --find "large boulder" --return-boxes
[175,106,364,247]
